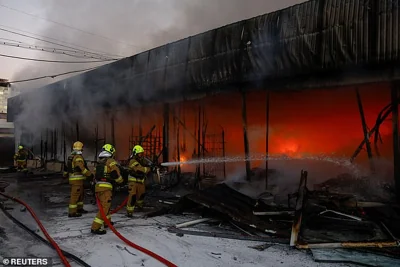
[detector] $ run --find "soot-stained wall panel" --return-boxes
[321,0,370,68]
[244,12,280,82]
[8,0,400,122]
[377,0,400,62]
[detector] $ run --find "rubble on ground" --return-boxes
[1,166,400,266]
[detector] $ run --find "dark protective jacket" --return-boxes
[63,152,92,179]
[14,150,28,161]
[95,158,124,185]
[127,156,151,183]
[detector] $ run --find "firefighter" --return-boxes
[13,145,28,172]
[91,144,124,235]
[65,141,93,217]
[126,145,156,217]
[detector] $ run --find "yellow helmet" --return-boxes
[73,141,84,151]
[102,144,116,155]
[132,145,144,155]
[18,145,23,150]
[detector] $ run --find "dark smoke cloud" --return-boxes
[11,0,305,156]
[12,0,306,90]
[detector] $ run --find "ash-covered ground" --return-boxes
[0,172,359,267]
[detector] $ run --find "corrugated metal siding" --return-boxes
[277,0,320,75]
[377,0,400,62]
[322,0,369,68]
[7,0,400,119]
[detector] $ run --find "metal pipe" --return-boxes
[175,218,212,228]
[168,227,287,244]
[319,210,362,221]
[241,90,251,181]
[297,241,399,249]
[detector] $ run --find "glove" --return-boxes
[151,166,157,173]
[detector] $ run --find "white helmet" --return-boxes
[98,151,112,158]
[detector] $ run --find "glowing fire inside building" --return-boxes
[2,1,400,265]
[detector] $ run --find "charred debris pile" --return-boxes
[1,165,400,266]
[146,170,400,266]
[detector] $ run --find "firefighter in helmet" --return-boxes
[64,141,93,217]
[14,145,28,172]
[91,144,124,235]
[126,145,156,217]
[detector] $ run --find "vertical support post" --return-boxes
[172,107,177,165]
[265,90,270,190]
[355,87,375,173]
[182,105,187,152]
[177,121,181,182]
[391,82,400,201]
[76,122,80,141]
[202,108,206,177]
[162,103,170,163]
[241,90,251,181]
[222,128,226,179]
[197,105,201,185]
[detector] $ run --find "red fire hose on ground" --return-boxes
[0,192,71,267]
[95,195,177,267]
[110,196,128,214]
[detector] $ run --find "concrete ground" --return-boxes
[0,172,357,267]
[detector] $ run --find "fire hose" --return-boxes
[0,197,91,267]
[95,195,177,267]
[0,192,71,267]
[110,196,128,214]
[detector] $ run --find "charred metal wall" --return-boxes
[7,0,400,121]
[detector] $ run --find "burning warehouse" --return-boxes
[1,0,400,266]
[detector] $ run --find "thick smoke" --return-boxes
[10,0,305,156]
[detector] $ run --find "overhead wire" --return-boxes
[0,26,124,59]
[0,40,117,60]
[0,3,142,49]
[0,53,118,63]
[8,67,99,83]
[0,37,29,44]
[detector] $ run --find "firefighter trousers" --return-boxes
[16,160,27,172]
[91,184,113,231]
[69,180,85,215]
[126,181,145,215]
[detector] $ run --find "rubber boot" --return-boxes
[126,213,133,218]
[78,209,89,214]
[68,213,82,218]
[91,229,106,235]
[104,221,114,228]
